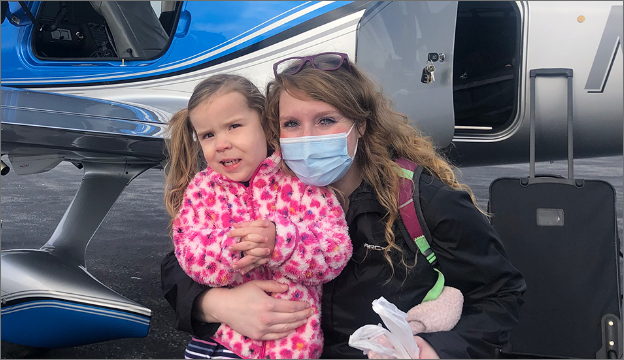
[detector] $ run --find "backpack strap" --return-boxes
[395,158,444,303]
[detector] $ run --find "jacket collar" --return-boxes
[345,180,387,225]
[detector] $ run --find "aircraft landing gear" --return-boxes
[1,161,155,349]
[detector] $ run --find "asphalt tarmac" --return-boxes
[1,155,622,359]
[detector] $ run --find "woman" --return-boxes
[161,52,526,359]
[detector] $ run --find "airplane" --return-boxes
[1,0,622,351]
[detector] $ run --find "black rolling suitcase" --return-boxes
[489,69,623,359]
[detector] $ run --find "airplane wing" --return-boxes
[1,86,170,348]
[1,86,168,172]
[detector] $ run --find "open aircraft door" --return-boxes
[356,1,458,148]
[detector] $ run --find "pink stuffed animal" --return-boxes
[367,286,464,359]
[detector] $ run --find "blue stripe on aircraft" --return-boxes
[1,1,353,85]
[1,300,150,348]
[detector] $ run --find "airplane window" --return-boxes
[32,1,181,60]
[453,1,520,133]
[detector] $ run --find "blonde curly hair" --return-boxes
[266,54,480,273]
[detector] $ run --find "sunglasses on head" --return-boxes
[272,52,350,79]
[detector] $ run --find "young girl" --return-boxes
[164,74,353,359]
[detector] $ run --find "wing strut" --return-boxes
[1,161,156,348]
[40,161,154,266]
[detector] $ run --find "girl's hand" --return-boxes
[228,220,276,274]
[198,280,313,341]
[413,336,440,359]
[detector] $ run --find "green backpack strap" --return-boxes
[395,158,444,303]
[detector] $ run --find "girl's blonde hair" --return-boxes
[266,55,480,272]
[164,74,272,223]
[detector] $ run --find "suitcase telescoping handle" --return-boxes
[529,68,574,185]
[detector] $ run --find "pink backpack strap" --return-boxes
[396,158,423,238]
[396,158,438,264]
[396,158,443,302]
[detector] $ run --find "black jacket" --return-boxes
[161,172,526,359]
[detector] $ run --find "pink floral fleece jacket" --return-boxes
[173,152,352,359]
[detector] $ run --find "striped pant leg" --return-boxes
[184,337,242,359]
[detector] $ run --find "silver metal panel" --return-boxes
[1,87,168,163]
[451,2,623,166]
[1,161,154,346]
[41,161,153,266]
[1,249,151,348]
[0,87,168,140]
[1,250,151,317]
[1,123,166,163]
[1,86,170,125]
[356,1,458,148]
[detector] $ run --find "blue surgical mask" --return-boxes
[280,124,358,186]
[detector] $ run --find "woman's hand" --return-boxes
[196,280,313,341]
[413,336,440,359]
[228,220,276,274]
